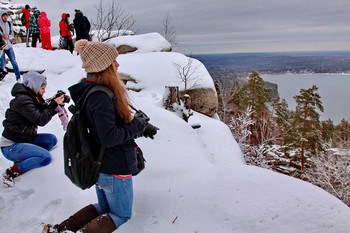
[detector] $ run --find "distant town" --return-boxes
[192,51,350,82]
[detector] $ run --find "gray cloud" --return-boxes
[20,0,350,54]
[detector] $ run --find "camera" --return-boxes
[56,90,71,103]
[46,90,71,104]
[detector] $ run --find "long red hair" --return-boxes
[94,65,132,123]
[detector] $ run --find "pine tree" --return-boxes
[321,119,334,147]
[272,97,292,146]
[233,71,272,145]
[334,119,350,148]
[292,85,324,172]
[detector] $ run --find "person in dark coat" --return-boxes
[29,9,40,47]
[0,71,65,188]
[43,40,158,233]
[73,9,90,41]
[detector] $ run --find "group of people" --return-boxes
[0,37,159,232]
[59,9,91,53]
[0,6,91,81]
[21,5,91,53]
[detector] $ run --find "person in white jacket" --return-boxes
[0,10,21,82]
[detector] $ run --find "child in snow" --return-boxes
[0,71,65,187]
[38,11,52,50]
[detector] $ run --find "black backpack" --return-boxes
[64,85,145,190]
[21,13,26,25]
[63,85,114,190]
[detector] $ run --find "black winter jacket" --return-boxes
[73,13,91,41]
[2,83,58,142]
[68,80,144,175]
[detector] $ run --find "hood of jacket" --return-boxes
[61,13,67,20]
[74,12,83,19]
[68,79,97,108]
[23,71,47,94]
[11,83,31,97]
[33,9,40,17]
[40,11,47,19]
[0,9,7,18]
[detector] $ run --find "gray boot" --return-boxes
[79,214,117,233]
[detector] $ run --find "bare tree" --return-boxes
[173,57,201,92]
[92,0,136,42]
[228,105,255,153]
[215,80,240,124]
[304,152,350,206]
[163,11,176,47]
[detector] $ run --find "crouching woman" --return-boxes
[0,71,64,187]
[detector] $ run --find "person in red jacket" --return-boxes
[38,11,52,50]
[59,13,74,53]
[21,4,31,47]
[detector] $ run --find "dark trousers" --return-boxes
[31,32,40,47]
[64,36,74,54]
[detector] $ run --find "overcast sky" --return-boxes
[17,0,350,54]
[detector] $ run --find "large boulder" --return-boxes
[117,44,137,54]
[180,88,218,117]
[105,33,172,53]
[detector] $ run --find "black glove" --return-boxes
[134,116,150,128]
[143,123,159,139]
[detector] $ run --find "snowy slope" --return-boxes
[0,41,349,233]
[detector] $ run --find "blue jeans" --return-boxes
[1,133,57,173]
[94,173,133,227]
[0,47,20,79]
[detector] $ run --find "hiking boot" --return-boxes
[78,214,117,233]
[44,204,99,233]
[2,168,19,188]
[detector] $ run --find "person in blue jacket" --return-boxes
[43,40,158,233]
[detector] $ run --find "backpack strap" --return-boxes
[81,85,116,164]
[8,21,12,35]
[82,85,115,109]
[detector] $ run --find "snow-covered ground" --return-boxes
[0,36,350,233]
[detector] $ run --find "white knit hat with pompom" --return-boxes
[75,39,118,73]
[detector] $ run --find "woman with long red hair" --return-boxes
[43,40,158,233]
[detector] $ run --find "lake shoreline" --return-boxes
[262,73,350,124]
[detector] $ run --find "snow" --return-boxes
[105,32,172,53]
[0,35,350,233]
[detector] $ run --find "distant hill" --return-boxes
[192,51,350,82]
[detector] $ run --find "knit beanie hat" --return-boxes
[23,71,47,93]
[75,39,118,73]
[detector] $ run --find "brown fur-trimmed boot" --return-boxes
[78,214,117,233]
[43,204,99,233]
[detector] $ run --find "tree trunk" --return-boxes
[182,94,192,122]
[163,86,180,111]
